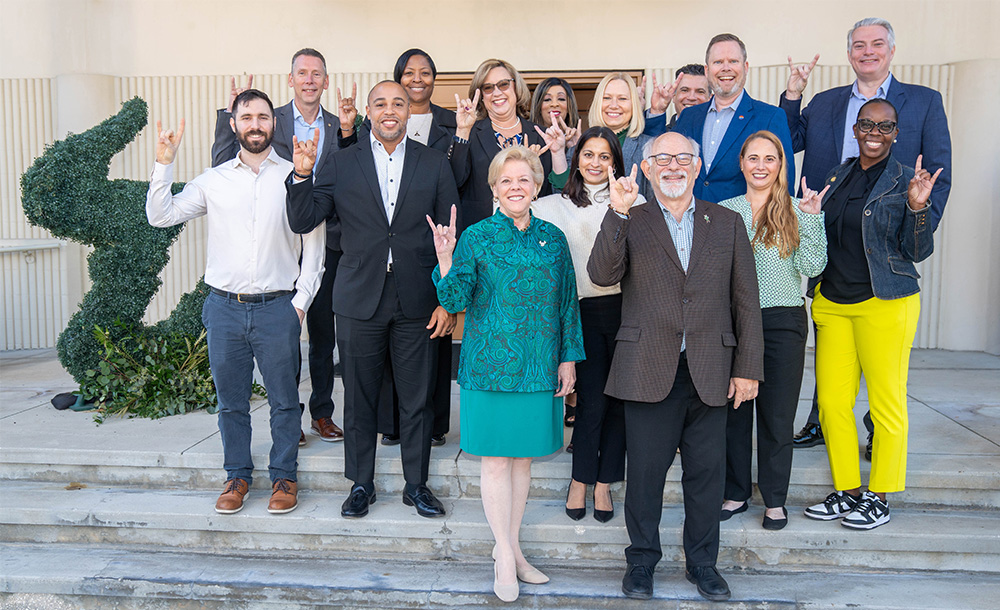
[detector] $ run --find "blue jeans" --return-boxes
[202,291,301,484]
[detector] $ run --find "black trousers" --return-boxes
[338,276,435,489]
[377,337,452,437]
[624,355,727,569]
[572,294,626,484]
[725,306,807,507]
[303,247,340,421]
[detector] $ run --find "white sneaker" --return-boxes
[804,490,859,521]
[841,491,890,530]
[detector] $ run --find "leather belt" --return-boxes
[210,287,293,303]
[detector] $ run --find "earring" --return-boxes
[893,139,897,143]
[493,196,500,206]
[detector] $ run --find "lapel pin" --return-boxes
[539,240,547,247]
[704,214,711,223]
[830,176,837,182]
[738,115,744,120]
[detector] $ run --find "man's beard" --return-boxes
[659,173,690,198]
[238,129,273,154]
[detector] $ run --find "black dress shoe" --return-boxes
[593,487,614,523]
[793,422,824,448]
[762,506,788,530]
[720,501,748,521]
[403,484,446,518]
[565,484,585,521]
[381,434,401,446]
[685,565,731,601]
[430,434,446,447]
[341,485,376,518]
[621,563,654,599]
[865,431,873,461]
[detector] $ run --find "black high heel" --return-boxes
[593,485,614,523]
[565,482,585,521]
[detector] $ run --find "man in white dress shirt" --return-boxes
[146,90,325,515]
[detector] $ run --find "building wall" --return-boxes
[1,1,998,353]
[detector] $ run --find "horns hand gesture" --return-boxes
[908,154,943,211]
[155,119,185,165]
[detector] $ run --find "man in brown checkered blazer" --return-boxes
[588,131,764,602]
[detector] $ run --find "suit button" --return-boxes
[703,180,710,186]
[682,298,690,304]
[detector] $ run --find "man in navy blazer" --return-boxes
[781,17,951,231]
[646,34,795,203]
[782,18,952,449]
[212,49,358,445]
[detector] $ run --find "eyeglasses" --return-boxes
[647,153,695,166]
[480,79,513,95]
[856,118,897,134]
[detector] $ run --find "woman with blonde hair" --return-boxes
[718,130,828,530]
[430,146,584,602]
[586,73,653,199]
[450,59,562,232]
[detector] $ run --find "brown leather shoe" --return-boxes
[311,417,344,442]
[268,479,298,514]
[299,430,307,446]
[215,478,249,514]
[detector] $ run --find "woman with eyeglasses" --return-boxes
[450,59,564,232]
[717,130,827,530]
[533,127,643,525]
[803,99,940,531]
[585,73,654,201]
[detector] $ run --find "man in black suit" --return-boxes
[212,48,358,446]
[286,81,459,519]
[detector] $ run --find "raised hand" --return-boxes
[647,73,680,115]
[291,128,320,176]
[608,164,640,213]
[155,119,185,165]
[226,75,254,112]
[785,54,820,100]
[426,204,458,259]
[337,82,358,134]
[798,177,830,214]
[536,120,566,154]
[454,89,480,137]
[557,115,582,150]
[908,154,943,211]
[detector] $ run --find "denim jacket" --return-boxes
[808,155,933,300]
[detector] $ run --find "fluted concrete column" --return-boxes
[937,59,1000,354]
[53,73,117,317]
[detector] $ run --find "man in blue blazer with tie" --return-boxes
[781,18,952,449]
[646,33,795,203]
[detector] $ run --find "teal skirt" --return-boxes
[460,388,563,458]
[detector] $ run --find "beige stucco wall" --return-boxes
[2,0,998,353]
[2,0,998,78]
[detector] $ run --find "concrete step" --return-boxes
[3,542,1000,610]
[2,480,998,574]
[3,444,998,510]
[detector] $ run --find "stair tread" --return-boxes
[3,542,1000,610]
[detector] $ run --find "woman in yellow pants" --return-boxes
[803,99,941,530]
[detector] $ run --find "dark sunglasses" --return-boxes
[481,79,513,95]
[856,118,897,134]
[647,153,695,166]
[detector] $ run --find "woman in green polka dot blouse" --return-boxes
[718,130,828,530]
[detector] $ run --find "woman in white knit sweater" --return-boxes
[533,126,645,523]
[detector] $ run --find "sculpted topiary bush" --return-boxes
[21,97,212,403]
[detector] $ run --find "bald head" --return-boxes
[367,80,409,149]
[641,132,702,208]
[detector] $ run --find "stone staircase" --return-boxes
[2,348,1000,608]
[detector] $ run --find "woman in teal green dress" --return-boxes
[428,146,584,603]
